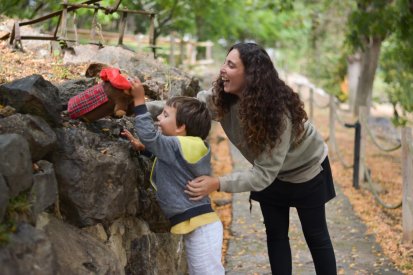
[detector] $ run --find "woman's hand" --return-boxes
[130,78,145,106]
[121,129,145,151]
[185,176,220,201]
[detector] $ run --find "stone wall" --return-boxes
[0,49,200,275]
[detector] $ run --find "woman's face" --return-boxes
[220,49,246,97]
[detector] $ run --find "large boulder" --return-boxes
[51,123,140,227]
[39,213,124,274]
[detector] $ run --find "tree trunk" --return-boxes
[353,37,382,116]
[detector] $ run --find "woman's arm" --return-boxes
[186,118,293,199]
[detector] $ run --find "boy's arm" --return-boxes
[133,106,178,160]
[120,129,145,151]
[130,79,178,160]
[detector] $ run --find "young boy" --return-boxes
[122,79,224,275]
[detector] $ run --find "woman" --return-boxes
[185,42,337,275]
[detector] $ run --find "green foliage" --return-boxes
[1,0,411,116]
[0,0,59,20]
[298,0,353,98]
[0,221,16,246]
[6,192,32,221]
[346,0,398,50]
[52,63,76,79]
[0,192,31,246]
[381,39,413,112]
[379,0,413,117]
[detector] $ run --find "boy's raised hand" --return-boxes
[130,78,145,106]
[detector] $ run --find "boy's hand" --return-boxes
[121,129,145,151]
[130,78,145,106]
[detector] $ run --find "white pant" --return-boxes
[184,221,225,275]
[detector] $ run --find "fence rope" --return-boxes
[312,93,330,109]
[298,80,405,210]
[333,107,356,128]
[313,99,330,109]
[364,167,402,209]
[364,123,401,152]
[335,101,351,113]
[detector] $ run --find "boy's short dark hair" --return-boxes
[166,96,211,140]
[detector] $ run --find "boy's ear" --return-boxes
[176,124,187,136]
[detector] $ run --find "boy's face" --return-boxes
[156,105,185,136]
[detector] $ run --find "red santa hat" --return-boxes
[100,67,131,90]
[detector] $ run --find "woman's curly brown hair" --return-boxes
[212,43,308,156]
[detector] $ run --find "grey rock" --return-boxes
[0,113,57,161]
[0,74,62,126]
[30,160,58,218]
[0,223,56,275]
[0,174,9,222]
[0,133,33,197]
[56,77,97,107]
[125,232,186,275]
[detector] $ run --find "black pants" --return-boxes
[259,202,337,275]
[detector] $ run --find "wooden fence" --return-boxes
[2,0,214,67]
[66,29,214,66]
[288,79,413,244]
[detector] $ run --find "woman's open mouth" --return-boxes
[222,77,229,87]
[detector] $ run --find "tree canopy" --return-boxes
[1,0,412,120]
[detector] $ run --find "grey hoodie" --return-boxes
[133,105,213,225]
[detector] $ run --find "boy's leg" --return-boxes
[296,205,337,275]
[183,221,225,275]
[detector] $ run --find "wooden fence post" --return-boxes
[328,94,336,158]
[297,84,302,98]
[60,0,68,39]
[402,127,413,243]
[169,32,175,67]
[309,87,314,123]
[149,14,155,58]
[358,106,368,184]
[206,41,212,60]
[118,11,127,46]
